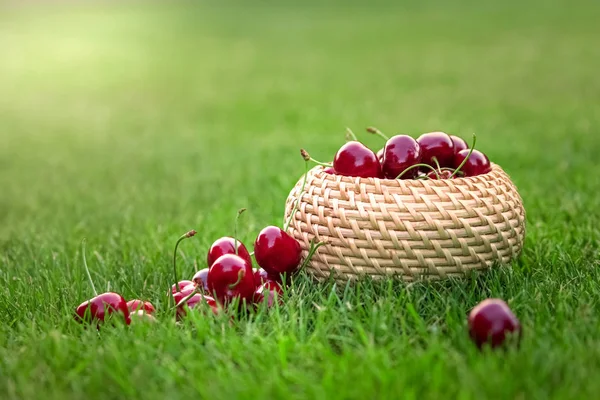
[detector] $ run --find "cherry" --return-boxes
[126,299,156,315]
[172,284,196,305]
[254,226,302,276]
[376,148,384,161]
[192,268,210,292]
[130,310,157,323]
[207,254,255,304]
[323,166,336,174]
[176,293,219,320]
[253,268,282,286]
[453,149,491,177]
[417,132,455,168]
[426,169,453,180]
[450,135,468,154]
[207,237,252,268]
[253,280,283,307]
[333,141,381,178]
[381,135,421,179]
[171,280,194,294]
[75,292,131,326]
[468,299,521,349]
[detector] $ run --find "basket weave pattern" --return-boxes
[284,164,525,281]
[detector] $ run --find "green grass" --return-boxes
[1,0,600,398]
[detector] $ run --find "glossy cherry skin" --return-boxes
[173,285,196,305]
[453,149,492,176]
[253,268,282,287]
[192,268,210,292]
[207,237,252,268]
[254,226,302,276]
[171,280,194,294]
[426,169,453,180]
[207,254,255,304]
[75,292,131,326]
[126,299,156,315]
[416,132,455,168]
[450,135,468,154]
[333,141,382,178]
[176,293,218,320]
[468,299,521,349]
[323,166,336,174]
[381,135,421,179]
[253,281,283,307]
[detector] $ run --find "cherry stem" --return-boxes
[172,288,200,310]
[283,152,310,232]
[396,163,440,179]
[228,269,245,289]
[81,239,98,297]
[172,230,197,306]
[346,127,358,141]
[366,126,389,141]
[234,208,246,256]
[432,156,442,172]
[449,133,477,178]
[299,239,328,271]
[300,148,331,167]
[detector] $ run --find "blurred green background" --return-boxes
[1,1,600,398]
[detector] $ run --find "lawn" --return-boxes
[1,0,600,398]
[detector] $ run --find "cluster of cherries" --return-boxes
[313,128,492,180]
[74,208,325,327]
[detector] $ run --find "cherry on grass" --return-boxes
[126,299,156,315]
[192,268,210,292]
[253,280,284,308]
[468,299,521,350]
[207,254,255,305]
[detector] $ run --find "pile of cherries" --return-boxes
[315,128,492,180]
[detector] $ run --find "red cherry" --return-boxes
[171,280,194,294]
[75,292,131,326]
[254,226,302,276]
[176,293,219,320]
[426,169,453,180]
[333,141,381,178]
[450,135,468,154]
[468,299,521,349]
[207,254,255,304]
[130,310,157,323]
[207,237,252,268]
[253,268,282,286]
[253,281,284,307]
[192,268,210,292]
[381,135,421,179]
[323,166,336,174]
[172,285,196,305]
[376,148,384,161]
[416,132,455,167]
[453,149,491,176]
[126,299,156,315]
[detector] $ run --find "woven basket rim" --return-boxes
[310,162,503,186]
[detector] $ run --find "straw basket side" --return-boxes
[284,164,526,281]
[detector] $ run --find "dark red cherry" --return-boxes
[207,237,252,268]
[323,166,336,174]
[450,135,468,154]
[453,149,491,176]
[468,299,521,349]
[254,226,302,276]
[192,268,210,292]
[75,292,131,326]
[376,148,384,161]
[253,268,282,286]
[171,280,194,294]
[176,293,218,320]
[381,135,421,179]
[333,141,381,178]
[426,169,453,180]
[207,254,255,304]
[126,299,156,315]
[417,132,455,167]
[253,281,284,307]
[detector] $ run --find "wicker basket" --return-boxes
[283,163,525,281]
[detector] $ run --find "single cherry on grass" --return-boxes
[450,135,469,154]
[468,299,521,350]
[254,226,302,276]
[130,310,157,323]
[417,132,455,168]
[176,293,218,320]
[75,292,131,326]
[453,149,491,177]
[253,268,281,286]
[171,280,194,294]
[172,284,196,305]
[126,299,156,315]
[207,254,255,305]
[192,268,210,292]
